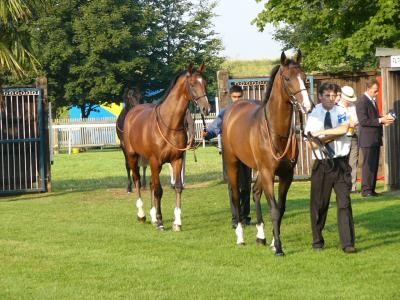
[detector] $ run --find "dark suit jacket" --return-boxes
[355,94,383,147]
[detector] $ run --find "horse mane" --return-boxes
[262,58,298,104]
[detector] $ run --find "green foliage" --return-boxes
[254,0,400,72]
[222,59,279,77]
[0,0,40,77]
[15,0,223,117]
[0,148,399,298]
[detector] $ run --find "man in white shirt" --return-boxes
[305,82,356,254]
[338,86,359,192]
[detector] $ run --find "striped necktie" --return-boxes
[324,111,335,157]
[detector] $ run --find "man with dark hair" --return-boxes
[356,79,395,197]
[305,82,356,253]
[202,85,252,228]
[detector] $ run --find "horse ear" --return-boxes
[188,64,194,74]
[199,63,205,73]
[280,52,287,65]
[296,49,303,64]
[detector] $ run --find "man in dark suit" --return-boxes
[356,79,395,197]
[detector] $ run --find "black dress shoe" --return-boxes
[371,192,381,196]
[343,246,357,254]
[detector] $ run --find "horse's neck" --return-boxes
[265,81,292,136]
[159,78,189,129]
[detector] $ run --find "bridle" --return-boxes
[263,66,314,162]
[155,72,208,151]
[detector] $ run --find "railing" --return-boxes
[51,116,217,154]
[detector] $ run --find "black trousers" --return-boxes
[310,157,355,249]
[228,161,252,222]
[360,146,380,194]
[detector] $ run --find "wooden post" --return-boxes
[36,77,52,192]
[217,70,230,109]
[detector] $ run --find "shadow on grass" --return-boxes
[52,172,221,191]
[354,203,400,250]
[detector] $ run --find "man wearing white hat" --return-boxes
[338,86,359,192]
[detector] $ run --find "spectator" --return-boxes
[355,79,395,197]
[338,86,359,192]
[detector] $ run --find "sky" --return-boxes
[213,0,283,60]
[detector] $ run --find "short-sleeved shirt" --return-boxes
[305,103,351,160]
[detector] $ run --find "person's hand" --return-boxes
[350,120,358,128]
[380,114,395,125]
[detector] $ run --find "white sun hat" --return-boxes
[341,86,357,102]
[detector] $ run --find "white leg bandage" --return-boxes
[256,223,265,240]
[235,223,245,245]
[270,237,275,250]
[136,198,145,218]
[173,207,182,226]
[150,207,157,224]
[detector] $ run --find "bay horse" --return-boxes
[116,87,149,192]
[222,51,313,256]
[123,65,210,231]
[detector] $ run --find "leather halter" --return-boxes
[155,73,207,151]
[263,67,309,162]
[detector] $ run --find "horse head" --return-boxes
[123,86,142,109]
[186,64,211,116]
[279,50,313,113]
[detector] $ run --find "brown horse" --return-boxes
[222,51,313,255]
[123,65,210,231]
[116,86,149,192]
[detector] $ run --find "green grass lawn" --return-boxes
[1,147,399,299]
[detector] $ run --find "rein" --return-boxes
[154,74,208,152]
[263,71,308,162]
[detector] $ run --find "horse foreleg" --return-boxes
[149,158,163,230]
[171,158,184,231]
[253,175,266,246]
[149,179,157,225]
[259,169,284,256]
[227,160,244,245]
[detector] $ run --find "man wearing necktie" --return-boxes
[305,82,356,254]
[355,79,395,197]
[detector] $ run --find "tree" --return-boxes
[253,0,400,72]
[141,0,224,101]
[29,0,150,117]
[25,0,223,117]
[0,0,39,77]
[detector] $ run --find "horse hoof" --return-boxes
[237,242,246,246]
[157,225,165,231]
[275,251,285,257]
[172,224,182,232]
[256,238,266,246]
[137,216,146,223]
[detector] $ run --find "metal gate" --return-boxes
[0,88,47,194]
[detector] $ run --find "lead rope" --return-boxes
[263,104,296,161]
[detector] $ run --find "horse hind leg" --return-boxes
[226,159,245,245]
[128,154,146,223]
[253,175,266,246]
[121,147,133,193]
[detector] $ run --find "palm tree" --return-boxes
[0,0,39,77]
